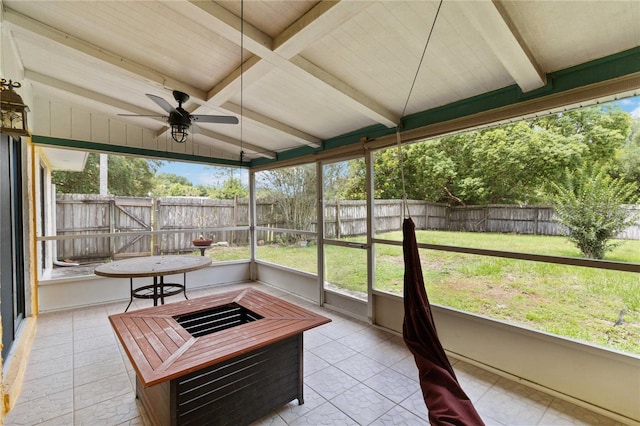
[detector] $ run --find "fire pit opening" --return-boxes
[174,303,263,338]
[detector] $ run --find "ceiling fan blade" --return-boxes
[191,115,239,124]
[118,114,166,117]
[146,94,176,114]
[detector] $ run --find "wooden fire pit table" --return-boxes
[109,288,331,426]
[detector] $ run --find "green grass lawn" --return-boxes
[204,231,640,354]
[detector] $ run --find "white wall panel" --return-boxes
[255,262,319,303]
[32,98,51,136]
[38,263,250,312]
[142,129,158,150]
[108,120,126,145]
[71,108,91,141]
[125,125,143,148]
[90,114,110,143]
[49,102,72,138]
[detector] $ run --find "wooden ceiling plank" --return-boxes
[4,8,206,100]
[25,70,165,121]
[454,0,545,93]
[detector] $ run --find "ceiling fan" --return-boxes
[120,90,239,143]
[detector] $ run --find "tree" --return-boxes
[547,164,640,259]
[210,177,248,199]
[152,173,199,197]
[342,105,631,205]
[52,154,161,196]
[52,153,101,194]
[107,156,160,196]
[530,105,631,163]
[609,116,640,197]
[257,164,316,232]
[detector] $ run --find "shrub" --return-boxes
[548,165,640,259]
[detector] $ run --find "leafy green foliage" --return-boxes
[609,116,640,197]
[342,105,633,205]
[51,153,101,194]
[209,177,248,199]
[256,164,317,231]
[153,173,204,196]
[547,165,640,259]
[52,153,161,196]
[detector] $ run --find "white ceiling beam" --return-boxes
[273,1,371,59]
[205,58,324,147]
[220,102,322,149]
[187,0,399,127]
[4,8,207,100]
[455,0,545,93]
[196,128,276,160]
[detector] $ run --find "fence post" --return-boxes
[109,198,115,259]
[483,206,489,232]
[336,199,341,239]
[151,197,159,255]
[233,195,238,246]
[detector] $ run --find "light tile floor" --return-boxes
[4,283,628,426]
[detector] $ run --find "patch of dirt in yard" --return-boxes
[442,276,536,305]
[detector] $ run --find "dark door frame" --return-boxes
[0,134,26,360]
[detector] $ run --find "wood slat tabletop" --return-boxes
[109,289,331,387]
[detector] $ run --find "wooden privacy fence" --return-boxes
[55,194,250,261]
[55,194,640,261]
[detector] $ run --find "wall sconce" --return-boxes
[1,79,30,137]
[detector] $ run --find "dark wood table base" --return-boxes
[137,334,303,426]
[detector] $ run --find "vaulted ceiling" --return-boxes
[2,0,640,167]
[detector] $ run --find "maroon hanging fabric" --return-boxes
[402,218,484,425]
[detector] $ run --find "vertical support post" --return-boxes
[249,170,257,281]
[316,161,325,306]
[365,149,375,324]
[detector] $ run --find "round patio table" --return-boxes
[95,255,212,312]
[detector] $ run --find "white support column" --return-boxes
[249,169,257,281]
[365,148,375,324]
[316,161,325,306]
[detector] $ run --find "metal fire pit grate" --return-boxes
[174,303,263,338]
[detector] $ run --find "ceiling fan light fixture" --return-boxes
[171,123,189,143]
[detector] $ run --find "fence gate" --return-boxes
[112,197,153,258]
